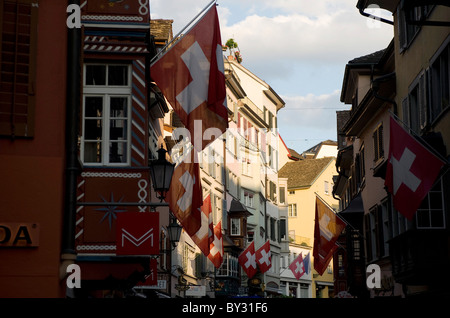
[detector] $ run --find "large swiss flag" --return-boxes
[150,4,227,151]
[313,196,345,275]
[385,116,445,220]
[151,3,227,241]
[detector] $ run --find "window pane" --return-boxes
[85,65,106,85]
[429,192,443,210]
[84,96,103,117]
[109,141,127,163]
[430,210,444,228]
[108,65,128,86]
[110,119,127,141]
[85,119,102,140]
[416,210,430,228]
[84,141,102,163]
[110,97,128,118]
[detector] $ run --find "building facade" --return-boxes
[334,0,450,297]
[0,0,68,298]
[279,156,339,298]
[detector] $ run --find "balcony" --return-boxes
[388,229,450,285]
[238,97,268,129]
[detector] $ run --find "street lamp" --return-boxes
[149,145,175,202]
[167,216,182,248]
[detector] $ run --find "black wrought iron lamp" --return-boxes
[149,145,175,202]
[167,216,182,249]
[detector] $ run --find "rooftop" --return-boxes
[278,157,335,189]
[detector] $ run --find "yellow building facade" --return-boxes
[280,157,339,298]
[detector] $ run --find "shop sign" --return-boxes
[0,223,39,247]
[116,212,159,255]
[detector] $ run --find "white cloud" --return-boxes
[277,90,349,151]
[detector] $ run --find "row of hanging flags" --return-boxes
[150,1,227,268]
[149,0,447,272]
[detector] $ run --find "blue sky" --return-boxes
[150,0,393,153]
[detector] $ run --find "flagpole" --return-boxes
[150,0,218,65]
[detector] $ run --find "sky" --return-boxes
[150,0,394,153]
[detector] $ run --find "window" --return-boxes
[0,0,38,137]
[270,218,276,241]
[429,40,450,123]
[324,181,330,195]
[288,204,297,217]
[416,178,445,229]
[217,253,239,278]
[244,191,254,208]
[279,186,286,204]
[182,243,195,275]
[397,5,433,51]
[230,218,241,236]
[82,64,131,165]
[372,123,384,164]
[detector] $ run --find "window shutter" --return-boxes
[0,0,38,138]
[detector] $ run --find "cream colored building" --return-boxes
[279,156,339,297]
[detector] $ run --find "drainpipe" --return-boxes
[357,1,394,25]
[61,0,81,283]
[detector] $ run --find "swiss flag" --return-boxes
[150,4,227,152]
[208,221,223,268]
[191,194,213,256]
[313,196,345,275]
[289,253,306,280]
[165,149,203,236]
[385,116,445,220]
[255,240,272,273]
[238,241,257,279]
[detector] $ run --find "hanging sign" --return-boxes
[116,212,159,255]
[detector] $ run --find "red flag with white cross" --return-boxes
[289,253,306,280]
[150,3,227,152]
[385,116,445,220]
[208,221,223,268]
[255,240,272,273]
[238,241,257,279]
[313,196,345,275]
[191,194,213,256]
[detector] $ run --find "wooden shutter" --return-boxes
[0,0,38,138]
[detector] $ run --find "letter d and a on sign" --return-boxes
[366,264,381,289]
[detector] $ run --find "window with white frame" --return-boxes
[82,63,131,165]
[230,218,241,236]
[244,191,254,208]
[288,203,297,217]
[416,178,445,229]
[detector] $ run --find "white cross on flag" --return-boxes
[313,196,345,275]
[208,221,223,268]
[289,253,306,280]
[164,148,203,237]
[238,241,257,279]
[385,116,445,220]
[255,240,272,273]
[150,3,227,152]
[191,194,213,256]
